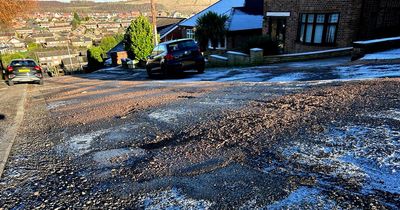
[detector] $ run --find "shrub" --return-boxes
[87,46,104,70]
[195,11,228,52]
[124,15,154,61]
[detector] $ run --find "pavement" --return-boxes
[0,57,399,209]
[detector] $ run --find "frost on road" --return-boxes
[0,60,399,209]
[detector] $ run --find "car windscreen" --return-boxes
[10,60,37,67]
[167,41,198,52]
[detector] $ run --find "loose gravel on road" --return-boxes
[0,65,399,209]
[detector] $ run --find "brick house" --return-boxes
[178,0,263,51]
[263,0,400,53]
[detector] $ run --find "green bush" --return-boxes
[124,15,154,61]
[240,35,279,56]
[87,46,104,70]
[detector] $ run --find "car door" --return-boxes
[152,45,167,71]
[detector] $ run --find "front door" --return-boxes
[268,18,287,53]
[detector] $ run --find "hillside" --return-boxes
[38,0,218,15]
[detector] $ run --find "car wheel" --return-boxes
[8,80,14,86]
[38,80,44,85]
[197,64,205,74]
[146,67,154,78]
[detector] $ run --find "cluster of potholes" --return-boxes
[48,107,400,208]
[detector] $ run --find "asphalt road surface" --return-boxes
[0,58,399,209]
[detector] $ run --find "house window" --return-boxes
[186,29,195,39]
[298,13,339,45]
[208,37,227,50]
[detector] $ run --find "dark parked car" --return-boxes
[5,59,44,86]
[146,39,205,78]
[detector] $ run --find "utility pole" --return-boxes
[67,44,73,73]
[150,0,158,45]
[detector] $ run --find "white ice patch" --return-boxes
[142,187,213,210]
[67,130,108,155]
[367,109,400,121]
[268,72,308,82]
[47,100,78,110]
[148,109,186,123]
[92,148,146,167]
[280,123,400,194]
[335,64,400,80]
[197,98,236,106]
[266,187,337,209]
[216,71,268,82]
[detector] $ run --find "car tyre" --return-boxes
[8,80,14,86]
[161,64,169,79]
[146,67,154,78]
[38,79,44,85]
[197,64,205,74]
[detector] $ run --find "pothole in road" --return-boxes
[92,148,147,167]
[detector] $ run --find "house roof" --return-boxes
[107,41,125,57]
[227,8,263,31]
[62,56,88,65]
[37,50,78,58]
[156,17,185,29]
[31,33,54,38]
[159,24,179,39]
[179,0,245,27]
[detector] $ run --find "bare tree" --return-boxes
[0,0,38,27]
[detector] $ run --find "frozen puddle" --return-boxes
[281,123,400,195]
[142,187,213,209]
[92,148,147,167]
[148,109,187,123]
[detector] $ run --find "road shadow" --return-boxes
[0,114,5,120]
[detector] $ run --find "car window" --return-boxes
[11,60,37,67]
[159,45,167,54]
[151,46,159,56]
[168,41,197,52]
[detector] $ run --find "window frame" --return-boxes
[207,36,227,50]
[186,29,195,39]
[297,13,340,46]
